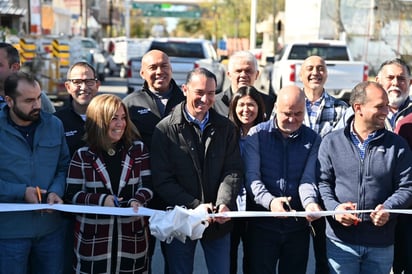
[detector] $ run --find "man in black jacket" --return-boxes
[151,68,243,274]
[123,49,185,274]
[123,49,185,147]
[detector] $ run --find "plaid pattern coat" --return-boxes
[65,141,152,274]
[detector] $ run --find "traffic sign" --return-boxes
[132,2,201,18]
[143,9,201,18]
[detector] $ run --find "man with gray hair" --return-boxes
[336,58,412,131]
[214,50,274,119]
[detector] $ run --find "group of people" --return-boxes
[0,38,412,274]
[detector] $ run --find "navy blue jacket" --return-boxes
[243,119,321,233]
[319,118,412,246]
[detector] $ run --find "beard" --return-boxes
[12,105,40,122]
[388,90,409,109]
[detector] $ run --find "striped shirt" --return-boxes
[304,91,348,137]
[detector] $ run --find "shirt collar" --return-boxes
[184,106,210,131]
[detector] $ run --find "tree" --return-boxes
[172,0,284,41]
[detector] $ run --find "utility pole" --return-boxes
[125,0,130,37]
[273,0,278,55]
[249,0,257,50]
[109,0,113,37]
[85,1,88,37]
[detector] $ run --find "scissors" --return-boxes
[36,186,42,203]
[283,198,298,221]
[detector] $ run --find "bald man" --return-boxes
[300,55,348,138]
[123,49,185,273]
[300,55,348,274]
[123,49,185,147]
[243,85,322,274]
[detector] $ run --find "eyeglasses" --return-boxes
[67,78,97,87]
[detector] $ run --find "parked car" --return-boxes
[271,40,369,101]
[126,38,226,94]
[70,37,107,82]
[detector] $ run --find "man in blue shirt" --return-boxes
[318,81,412,274]
[0,71,70,273]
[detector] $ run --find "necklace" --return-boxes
[107,148,116,156]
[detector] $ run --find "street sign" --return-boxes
[132,2,201,18]
[132,3,161,10]
[142,9,201,18]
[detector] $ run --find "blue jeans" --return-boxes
[0,226,64,274]
[327,238,393,274]
[246,225,310,274]
[164,233,230,274]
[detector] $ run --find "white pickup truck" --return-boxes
[126,38,226,94]
[270,40,369,100]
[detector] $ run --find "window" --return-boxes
[149,41,205,58]
[288,45,349,61]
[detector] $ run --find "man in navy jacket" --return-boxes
[243,85,322,274]
[318,81,412,274]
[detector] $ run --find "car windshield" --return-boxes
[149,41,205,58]
[288,45,349,61]
[81,39,98,49]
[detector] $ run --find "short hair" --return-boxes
[4,71,37,100]
[377,58,411,77]
[228,86,266,131]
[349,81,385,106]
[84,94,141,151]
[228,51,258,72]
[185,67,217,86]
[66,61,97,79]
[0,42,20,67]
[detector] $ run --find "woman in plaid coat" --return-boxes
[65,94,153,274]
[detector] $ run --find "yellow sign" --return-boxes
[52,39,70,67]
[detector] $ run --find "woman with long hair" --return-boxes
[228,86,267,274]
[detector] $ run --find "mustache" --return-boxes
[387,87,403,93]
[30,109,41,114]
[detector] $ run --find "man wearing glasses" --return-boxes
[54,61,99,274]
[55,61,100,157]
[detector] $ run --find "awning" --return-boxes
[0,0,26,16]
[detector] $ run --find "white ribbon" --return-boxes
[0,203,160,216]
[1,203,412,243]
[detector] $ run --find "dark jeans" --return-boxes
[230,219,249,274]
[393,215,412,274]
[164,234,231,274]
[311,217,330,274]
[0,225,65,274]
[246,224,309,274]
[62,214,75,274]
[148,235,169,274]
